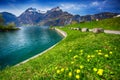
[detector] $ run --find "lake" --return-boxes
[0,26,63,69]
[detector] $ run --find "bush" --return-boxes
[6,22,16,29]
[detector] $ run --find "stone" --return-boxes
[81,28,89,32]
[76,28,81,31]
[93,28,104,33]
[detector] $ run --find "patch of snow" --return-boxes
[38,10,46,14]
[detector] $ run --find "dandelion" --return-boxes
[99,50,102,52]
[104,54,109,57]
[80,65,84,69]
[91,55,95,58]
[80,50,83,53]
[73,55,78,59]
[69,50,72,52]
[61,68,64,72]
[97,69,104,76]
[76,69,80,73]
[71,61,74,64]
[57,70,60,74]
[76,75,80,79]
[80,52,83,55]
[98,52,102,55]
[87,55,91,58]
[109,51,112,54]
[87,59,90,62]
[93,68,97,72]
[68,72,72,77]
[95,50,98,52]
[55,67,58,70]
[66,67,69,71]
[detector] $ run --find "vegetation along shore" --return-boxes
[0,14,19,32]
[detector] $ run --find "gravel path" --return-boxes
[89,29,120,34]
[104,30,120,34]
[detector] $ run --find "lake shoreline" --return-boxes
[15,28,67,66]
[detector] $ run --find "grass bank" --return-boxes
[0,27,120,80]
[65,17,120,30]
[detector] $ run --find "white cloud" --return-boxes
[38,7,51,12]
[102,0,108,4]
[27,4,52,11]
[60,3,87,10]
[0,8,24,16]
[91,1,99,6]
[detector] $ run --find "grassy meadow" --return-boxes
[0,17,120,80]
[65,17,120,30]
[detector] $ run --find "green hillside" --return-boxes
[0,27,120,80]
[65,17,120,30]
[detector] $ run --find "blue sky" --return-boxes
[0,0,120,16]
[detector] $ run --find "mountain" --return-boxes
[18,7,44,25]
[0,7,119,26]
[17,7,73,26]
[80,12,119,22]
[0,12,18,25]
[39,7,73,26]
[72,15,81,22]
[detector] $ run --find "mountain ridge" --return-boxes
[0,7,119,26]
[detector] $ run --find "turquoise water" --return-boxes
[0,26,63,69]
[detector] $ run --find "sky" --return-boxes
[0,0,120,16]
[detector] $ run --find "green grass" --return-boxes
[0,27,120,80]
[0,23,19,31]
[65,17,120,30]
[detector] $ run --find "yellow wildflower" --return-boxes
[87,55,91,58]
[87,59,90,62]
[99,50,101,52]
[55,67,58,70]
[73,55,78,59]
[97,69,104,76]
[76,75,80,79]
[80,52,83,55]
[95,50,98,52]
[66,67,68,71]
[71,61,74,64]
[109,51,112,54]
[91,55,95,58]
[57,70,60,74]
[68,72,72,77]
[76,69,80,73]
[69,50,72,52]
[80,65,84,69]
[98,52,102,55]
[104,54,109,57]
[80,50,83,53]
[61,68,64,72]
[93,68,97,72]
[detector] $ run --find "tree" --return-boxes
[0,14,4,25]
[7,22,16,29]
